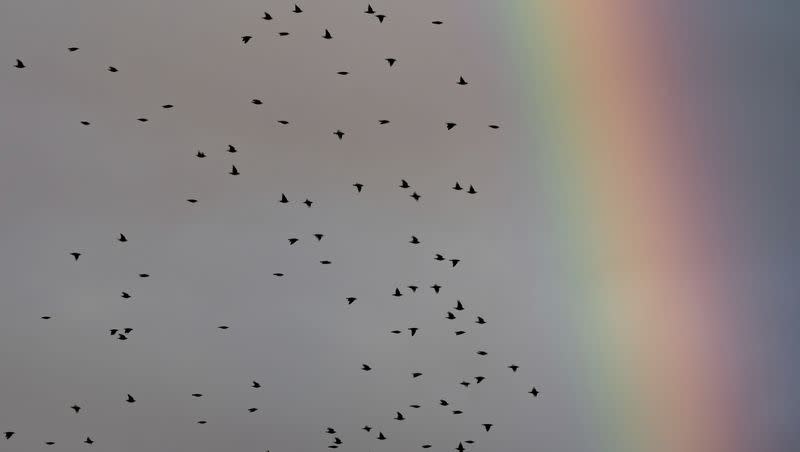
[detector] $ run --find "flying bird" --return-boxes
[325,427,336,435]
[452,410,463,415]
[390,330,402,334]
[323,29,332,39]
[337,71,349,75]
[41,316,51,319]
[458,76,468,85]
[70,252,81,261]
[379,119,390,124]
[453,182,463,190]
[456,442,465,452]
[408,327,418,336]
[277,120,289,124]
[118,333,128,340]
[455,330,466,336]
[422,445,432,449]
[483,424,493,431]
[118,233,127,242]
[377,432,386,440]
[248,408,259,413]
[400,179,410,188]
[227,144,237,153]
[108,66,118,72]
[376,14,386,23]
[393,288,402,297]
[410,236,420,244]
[435,254,445,261]
[288,238,299,245]
[365,4,374,14]
[489,124,500,129]
[334,129,344,140]
[432,20,443,24]
[84,437,94,445]
[454,300,464,310]
[196,151,205,158]
[476,316,486,325]
[333,437,342,444]
[450,259,460,267]
[346,297,357,305]
[252,381,261,388]
[446,311,456,319]
[263,12,272,20]
[460,381,471,387]
[273,273,284,277]
[280,194,289,203]
[293,4,302,13]
[477,350,488,356]
[278,32,290,36]
[123,328,133,334]
[475,376,485,384]
[4,432,13,440]
[81,121,90,125]
[68,47,79,51]
[407,285,418,292]
[412,372,422,378]
[386,58,396,67]
[109,329,118,335]
[362,425,372,432]
[14,59,25,68]
[468,185,477,194]
[431,284,442,293]
[303,199,313,207]
[162,104,173,109]
[46,441,55,445]
[71,405,81,413]
[395,411,405,421]
[446,122,457,130]
[361,364,372,371]
[230,165,239,175]
[218,325,229,330]
[137,117,148,122]
[509,365,519,372]
[191,393,203,398]
[242,36,252,44]
[138,273,149,278]
[187,199,198,203]
[320,260,331,265]
[353,182,363,192]
[410,404,421,408]
[314,233,324,241]
[126,394,136,403]
[440,399,449,406]
[529,386,539,397]
[411,191,421,201]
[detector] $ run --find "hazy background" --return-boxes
[1,0,798,451]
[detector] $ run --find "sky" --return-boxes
[0,1,798,451]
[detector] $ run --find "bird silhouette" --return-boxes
[41,316,51,319]
[138,273,149,278]
[475,376,485,384]
[81,121,90,125]
[411,192,421,201]
[453,182,463,190]
[410,404,421,408]
[476,350,488,356]
[197,420,207,424]
[489,124,500,129]
[252,381,261,388]
[230,165,239,175]
[376,14,386,23]
[386,58,396,67]
[187,199,198,203]
[109,329,118,335]
[68,47,79,52]
[455,330,466,336]
[400,179,410,188]
[435,254,445,261]
[508,365,519,372]
[314,233,324,241]
[408,327,418,336]
[278,32,290,36]
[84,437,94,445]
[456,442,465,452]
[440,399,450,406]
[303,199,313,207]
[377,432,386,440]
[333,437,342,444]
[365,4,374,14]
[14,59,25,68]
[483,424,493,431]
[263,12,272,20]
[137,117,148,122]
[334,129,344,140]
[458,76,468,85]
[362,425,372,432]
[337,71,349,75]
[422,445,432,449]
[393,288,402,297]
[196,151,205,158]
[410,236,420,244]
[277,120,289,125]
[46,441,55,445]
[227,144,237,153]
[108,66,118,72]
[71,405,81,413]
[476,316,486,324]
[346,297,357,305]
[248,408,259,413]
[117,333,128,340]
[288,238,299,245]
[4,432,13,440]
[162,104,174,109]
[467,185,477,194]
[454,300,464,310]
[390,330,402,334]
[293,4,302,13]
[353,182,363,192]
[126,394,136,403]
[323,29,332,39]
[446,122,457,130]
[529,387,539,397]
[325,427,336,435]
[395,411,405,420]
[70,252,81,261]
[450,259,460,267]
[446,311,456,319]
[452,410,463,415]
[191,393,203,397]
[118,233,127,242]
[320,260,331,265]
[431,284,442,293]
[123,328,133,334]
[407,285,418,292]
[218,325,229,330]
[280,194,289,203]
[460,381,471,388]
[242,36,252,44]
[273,273,284,277]
[362,364,372,371]
[379,119,390,124]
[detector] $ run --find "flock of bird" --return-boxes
[6,3,537,451]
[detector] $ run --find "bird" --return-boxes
[227,144,237,153]
[458,76,468,85]
[81,121,90,125]
[353,182,363,192]
[137,117,148,122]
[84,437,94,445]
[14,59,25,68]
[361,364,372,371]
[118,334,128,340]
[465,441,475,444]
[278,32,290,36]
[455,330,466,336]
[187,199,198,203]
[346,297,357,305]
[46,441,55,445]
[390,330,402,334]
[435,253,445,261]
[191,393,203,398]
[379,119,390,124]
[508,365,519,372]
[334,129,344,140]
[230,165,239,175]
[263,12,272,20]
[475,376,485,384]
[431,284,442,293]
[446,311,456,320]
[333,437,342,444]
[410,235,420,244]
[362,425,372,432]
[70,252,81,261]
[365,4,374,14]
[460,381,471,387]
[248,408,259,413]
[386,58,396,67]
[242,35,252,44]
[477,350,488,356]
[440,399,449,406]
[71,405,81,413]
[217,325,229,330]
[376,14,386,23]
[118,233,127,242]
[400,179,410,188]
[407,285,418,292]
[452,410,463,415]
[138,273,149,278]
[126,394,136,403]
[108,66,118,72]
[280,194,289,203]
[454,300,464,310]
[450,259,460,267]
[468,185,477,194]
[162,104,174,109]
[411,191,421,201]
[377,432,386,440]
[395,411,405,421]
[109,329,118,335]
[314,233,324,241]
[320,260,331,265]
[489,124,500,129]
[288,238,299,245]
[446,122,457,130]
[326,427,336,434]
[196,151,205,158]
[293,4,302,13]
[422,445,432,449]
[252,381,261,388]
[41,316,51,319]
[408,327,418,336]
[123,328,133,334]
[277,120,289,125]
[337,71,349,75]
[456,442,465,452]
[410,404,421,408]
[529,386,539,397]
[273,273,284,277]
[432,20,443,24]
[68,47,79,52]
[483,424,493,432]
[393,288,402,297]
[453,182,463,190]
[252,98,263,105]
[303,199,313,207]
[476,316,486,325]
[4,432,13,440]
[323,29,332,39]
[197,420,207,424]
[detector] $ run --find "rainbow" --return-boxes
[498,2,742,451]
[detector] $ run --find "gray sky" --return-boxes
[1,0,798,451]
